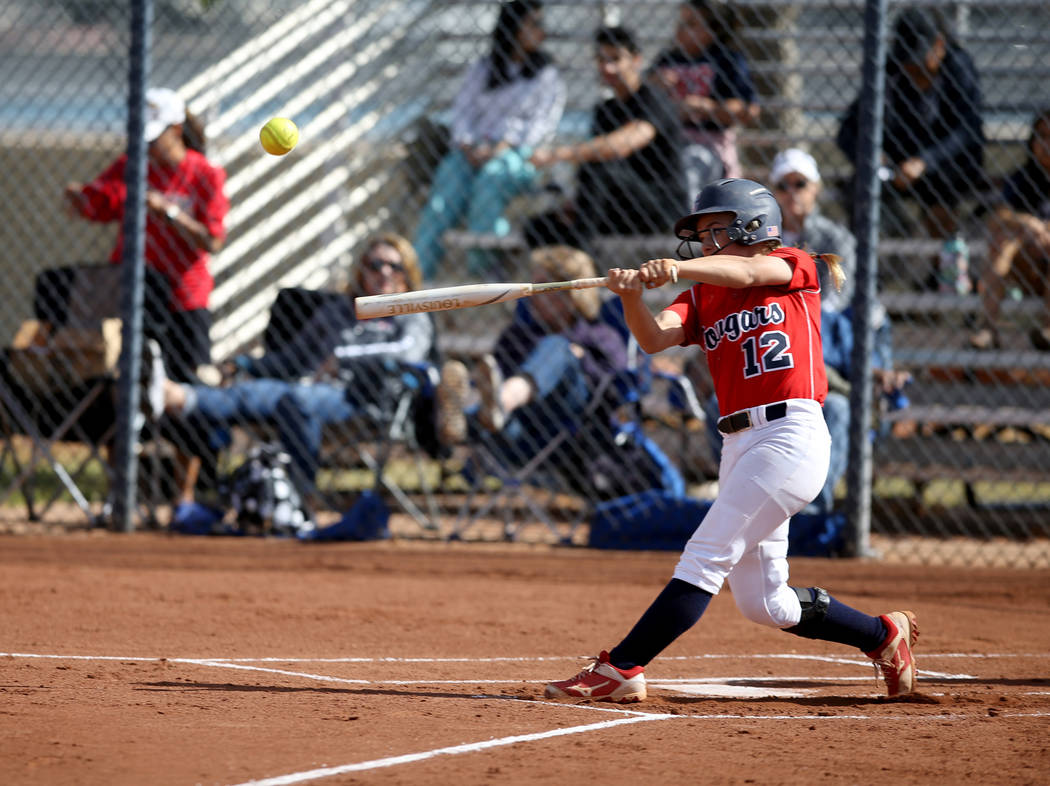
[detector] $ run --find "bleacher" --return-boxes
[423,2,1050,507]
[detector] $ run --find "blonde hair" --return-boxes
[529,245,601,321]
[762,240,846,293]
[814,253,846,292]
[351,232,422,295]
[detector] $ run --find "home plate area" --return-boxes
[176,650,1038,706]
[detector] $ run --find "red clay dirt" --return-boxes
[1,530,1048,785]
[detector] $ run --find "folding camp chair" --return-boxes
[0,264,170,522]
[236,287,444,530]
[448,297,703,543]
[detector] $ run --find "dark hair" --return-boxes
[1029,107,1050,155]
[595,25,639,55]
[685,0,740,46]
[487,0,550,89]
[890,7,954,67]
[181,110,206,154]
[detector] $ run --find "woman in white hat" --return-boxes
[64,86,229,384]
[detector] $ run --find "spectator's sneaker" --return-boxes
[436,360,468,445]
[970,327,1001,350]
[171,501,225,535]
[474,354,505,433]
[544,651,646,703]
[866,611,919,697]
[142,338,167,420]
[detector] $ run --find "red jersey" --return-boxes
[77,149,229,311]
[666,246,827,416]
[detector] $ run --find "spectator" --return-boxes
[836,8,984,241]
[145,233,435,528]
[971,107,1050,351]
[436,245,630,477]
[649,0,760,197]
[65,86,229,383]
[412,0,565,279]
[524,26,687,253]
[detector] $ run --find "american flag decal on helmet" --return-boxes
[766,225,779,236]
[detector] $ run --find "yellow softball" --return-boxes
[260,117,299,156]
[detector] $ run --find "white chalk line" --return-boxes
[4,650,1046,786]
[0,651,991,683]
[224,703,1050,786]
[3,651,1042,663]
[227,714,670,786]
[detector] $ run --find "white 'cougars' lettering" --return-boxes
[703,303,786,350]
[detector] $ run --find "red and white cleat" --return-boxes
[866,610,919,697]
[544,650,646,703]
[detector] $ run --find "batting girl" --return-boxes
[546,178,918,702]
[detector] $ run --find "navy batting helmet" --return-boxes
[673,178,783,248]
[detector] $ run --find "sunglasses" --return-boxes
[363,257,405,275]
[775,179,810,192]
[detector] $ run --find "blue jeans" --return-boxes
[704,391,849,515]
[478,335,590,468]
[413,147,536,278]
[189,379,354,491]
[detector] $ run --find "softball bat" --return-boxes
[355,277,609,320]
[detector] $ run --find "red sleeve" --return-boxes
[193,159,229,240]
[771,246,820,291]
[78,155,128,222]
[665,285,705,347]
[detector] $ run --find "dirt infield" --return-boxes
[2,530,1048,785]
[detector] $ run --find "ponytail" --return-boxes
[815,253,846,292]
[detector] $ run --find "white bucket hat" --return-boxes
[770,148,821,185]
[144,87,186,143]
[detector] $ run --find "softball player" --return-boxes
[546,178,918,703]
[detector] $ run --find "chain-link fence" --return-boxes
[1,0,1047,565]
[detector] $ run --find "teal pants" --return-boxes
[413,146,536,279]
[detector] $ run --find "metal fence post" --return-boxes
[111,0,153,533]
[844,0,889,558]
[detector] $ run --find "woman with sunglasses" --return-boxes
[143,233,435,529]
[546,178,920,704]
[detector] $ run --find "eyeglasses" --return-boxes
[363,257,405,275]
[775,179,810,192]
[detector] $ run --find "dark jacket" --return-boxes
[837,46,984,186]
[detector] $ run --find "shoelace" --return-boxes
[566,656,601,682]
[870,658,892,689]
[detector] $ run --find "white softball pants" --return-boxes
[673,398,831,629]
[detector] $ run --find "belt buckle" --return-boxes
[719,410,752,434]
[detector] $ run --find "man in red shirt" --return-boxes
[546,178,919,704]
[65,87,229,382]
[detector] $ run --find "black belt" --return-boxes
[717,402,788,435]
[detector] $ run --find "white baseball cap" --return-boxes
[769,148,821,185]
[144,87,186,143]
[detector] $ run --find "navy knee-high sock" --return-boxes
[785,594,887,652]
[608,578,713,671]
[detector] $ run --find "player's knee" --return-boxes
[782,586,830,639]
[733,589,799,629]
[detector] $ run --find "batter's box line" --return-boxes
[0,652,979,682]
[2,651,1042,663]
[223,700,1050,786]
[170,659,982,692]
